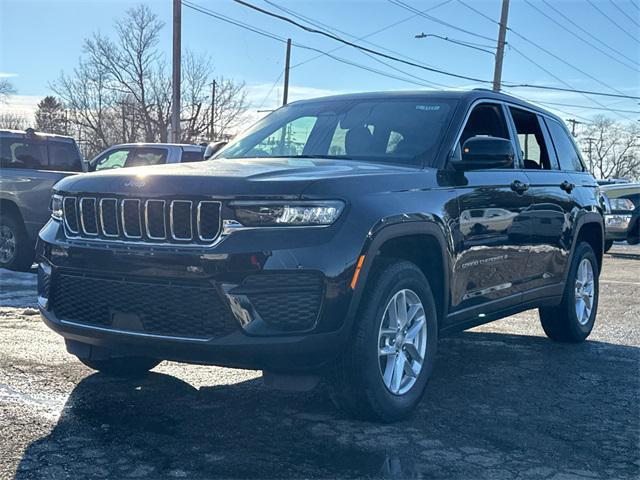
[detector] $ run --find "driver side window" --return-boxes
[460,103,510,148]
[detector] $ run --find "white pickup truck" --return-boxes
[88,143,206,171]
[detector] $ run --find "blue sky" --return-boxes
[1,0,639,123]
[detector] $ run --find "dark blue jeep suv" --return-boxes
[37,90,604,421]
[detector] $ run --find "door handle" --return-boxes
[560,180,575,193]
[510,180,529,194]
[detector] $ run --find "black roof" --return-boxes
[288,88,563,123]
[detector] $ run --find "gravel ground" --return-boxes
[0,245,639,480]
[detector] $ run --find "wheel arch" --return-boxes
[0,198,25,225]
[571,213,604,275]
[347,220,452,331]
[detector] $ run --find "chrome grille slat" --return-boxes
[99,198,119,237]
[197,201,222,241]
[170,200,193,241]
[79,198,98,236]
[63,197,79,234]
[121,199,142,239]
[62,196,221,245]
[145,200,167,240]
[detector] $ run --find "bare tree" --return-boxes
[580,116,640,181]
[0,79,16,104]
[52,4,248,157]
[0,112,28,130]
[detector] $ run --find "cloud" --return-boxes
[245,82,342,111]
[0,72,18,78]
[1,95,41,123]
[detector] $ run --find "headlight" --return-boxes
[609,198,635,212]
[50,194,63,220]
[231,201,344,227]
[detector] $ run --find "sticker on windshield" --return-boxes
[415,104,441,111]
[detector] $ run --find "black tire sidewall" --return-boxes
[565,243,599,338]
[356,261,438,419]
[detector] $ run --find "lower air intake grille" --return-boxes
[50,273,237,339]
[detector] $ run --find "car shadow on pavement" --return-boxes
[14,331,640,479]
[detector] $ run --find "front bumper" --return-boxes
[37,218,361,372]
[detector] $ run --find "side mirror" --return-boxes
[451,136,514,171]
[204,141,228,160]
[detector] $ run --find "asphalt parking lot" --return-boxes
[0,245,638,480]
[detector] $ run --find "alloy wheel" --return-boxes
[378,289,427,395]
[0,225,16,264]
[574,258,595,326]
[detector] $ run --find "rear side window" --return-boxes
[181,150,205,163]
[0,138,47,169]
[545,119,585,171]
[48,141,83,172]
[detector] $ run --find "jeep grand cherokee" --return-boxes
[37,90,604,421]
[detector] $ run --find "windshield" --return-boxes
[217,97,457,167]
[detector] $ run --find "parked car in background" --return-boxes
[88,143,205,171]
[600,183,640,251]
[0,128,85,271]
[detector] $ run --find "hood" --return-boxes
[53,157,420,198]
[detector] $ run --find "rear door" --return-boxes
[447,102,535,319]
[507,107,581,294]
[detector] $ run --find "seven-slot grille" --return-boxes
[62,196,222,245]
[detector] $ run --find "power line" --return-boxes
[231,0,640,100]
[261,0,450,88]
[289,0,454,70]
[587,0,640,43]
[181,1,450,90]
[184,0,640,102]
[541,0,639,69]
[231,0,495,84]
[610,0,640,28]
[534,100,640,115]
[458,0,633,98]
[523,0,638,73]
[387,0,497,43]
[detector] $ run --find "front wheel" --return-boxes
[78,356,161,377]
[539,242,599,343]
[0,214,34,271]
[329,260,438,422]
[603,239,613,253]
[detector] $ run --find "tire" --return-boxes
[328,260,438,422]
[539,242,599,343]
[603,239,613,253]
[0,213,34,271]
[78,356,161,377]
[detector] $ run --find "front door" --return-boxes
[447,102,535,318]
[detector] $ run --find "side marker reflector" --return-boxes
[350,255,366,290]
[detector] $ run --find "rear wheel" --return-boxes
[0,214,34,271]
[539,242,599,342]
[78,356,161,377]
[329,260,438,422]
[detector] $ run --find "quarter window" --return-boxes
[545,119,585,171]
[48,141,83,172]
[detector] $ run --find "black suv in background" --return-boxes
[0,129,85,270]
[37,90,604,421]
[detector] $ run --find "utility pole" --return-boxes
[210,80,217,140]
[171,0,182,143]
[584,136,596,172]
[566,118,583,137]
[283,38,291,106]
[492,0,510,92]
